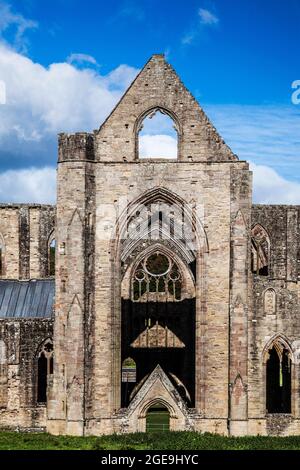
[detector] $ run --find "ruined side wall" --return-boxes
[248,205,300,436]
[0,319,53,430]
[0,205,56,280]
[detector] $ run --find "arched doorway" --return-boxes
[146,404,170,432]
[266,344,291,413]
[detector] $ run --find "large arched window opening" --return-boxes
[265,340,292,414]
[115,187,206,411]
[137,108,178,159]
[121,244,195,408]
[48,234,56,277]
[251,224,270,276]
[36,339,54,404]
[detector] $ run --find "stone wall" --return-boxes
[48,52,253,435]
[248,205,300,435]
[1,55,300,437]
[0,319,53,430]
[0,204,56,280]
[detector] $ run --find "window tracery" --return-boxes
[131,252,182,302]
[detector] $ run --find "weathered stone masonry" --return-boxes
[0,55,300,436]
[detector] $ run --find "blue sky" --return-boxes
[0,0,299,203]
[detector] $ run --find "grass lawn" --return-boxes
[1,431,300,450]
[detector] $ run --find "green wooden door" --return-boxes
[146,404,170,432]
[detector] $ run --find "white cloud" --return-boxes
[0,42,138,153]
[205,104,300,182]
[0,40,139,201]
[67,53,98,66]
[182,33,195,46]
[0,167,56,203]
[139,135,177,158]
[250,162,300,204]
[0,27,299,205]
[182,6,219,45]
[138,131,300,204]
[198,8,219,25]
[0,1,37,52]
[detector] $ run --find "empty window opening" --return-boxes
[37,339,54,404]
[0,235,4,276]
[122,357,137,383]
[266,345,291,413]
[138,109,178,159]
[49,237,56,276]
[146,404,170,432]
[121,357,137,407]
[251,224,270,276]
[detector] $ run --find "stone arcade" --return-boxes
[0,55,299,436]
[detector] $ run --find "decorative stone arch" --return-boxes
[262,333,294,415]
[0,232,5,277]
[110,186,208,412]
[262,333,294,364]
[121,365,192,432]
[251,223,271,276]
[114,186,208,253]
[134,106,182,161]
[48,230,56,247]
[263,287,277,315]
[121,242,195,301]
[47,230,56,277]
[142,399,174,432]
[35,337,54,404]
[139,397,177,419]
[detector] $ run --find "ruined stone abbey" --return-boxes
[0,55,300,436]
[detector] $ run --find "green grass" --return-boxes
[1,431,300,450]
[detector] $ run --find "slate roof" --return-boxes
[0,279,54,319]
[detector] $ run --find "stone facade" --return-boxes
[0,55,300,436]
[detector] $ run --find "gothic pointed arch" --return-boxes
[113,186,208,257]
[68,208,84,228]
[47,230,56,277]
[116,188,202,409]
[67,293,83,320]
[263,333,293,414]
[251,223,270,276]
[135,106,182,137]
[122,242,195,301]
[135,106,181,160]
[110,186,208,411]
[262,333,294,364]
[232,209,248,241]
[35,337,53,404]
